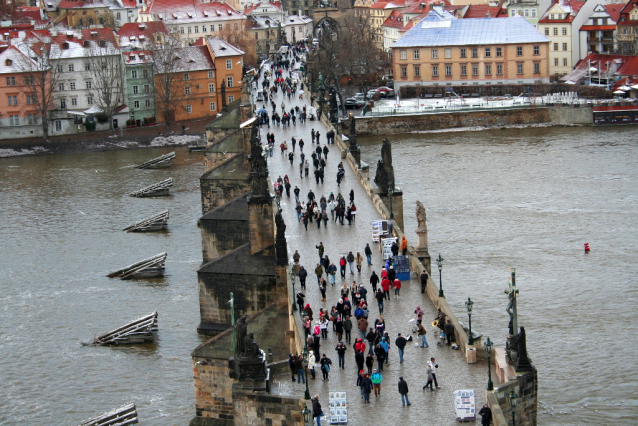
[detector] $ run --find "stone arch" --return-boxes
[315,17,340,38]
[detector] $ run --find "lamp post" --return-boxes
[290,268,297,312]
[302,342,310,400]
[388,187,394,219]
[436,253,444,297]
[465,297,474,345]
[485,337,494,391]
[302,403,312,426]
[509,389,518,426]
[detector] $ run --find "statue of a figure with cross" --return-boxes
[505,268,519,338]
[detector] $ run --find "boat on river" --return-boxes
[129,178,173,197]
[123,210,169,232]
[106,252,167,279]
[135,151,175,169]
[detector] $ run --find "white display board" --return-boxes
[329,391,348,424]
[381,237,397,260]
[453,389,476,422]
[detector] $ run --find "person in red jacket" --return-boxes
[381,276,391,301]
[392,278,402,300]
[354,338,366,354]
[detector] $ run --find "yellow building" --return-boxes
[392,14,550,87]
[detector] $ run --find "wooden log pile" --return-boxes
[94,312,158,345]
[106,252,167,279]
[79,403,138,425]
[129,178,173,197]
[123,210,170,232]
[135,151,175,169]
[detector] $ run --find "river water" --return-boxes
[1,126,636,425]
[0,147,205,425]
[359,125,638,424]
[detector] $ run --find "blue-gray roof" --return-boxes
[393,16,549,48]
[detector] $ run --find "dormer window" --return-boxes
[5,58,12,66]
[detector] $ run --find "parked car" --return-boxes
[376,86,395,97]
[345,98,365,109]
[353,93,365,102]
[367,89,379,99]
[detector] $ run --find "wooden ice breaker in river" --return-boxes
[129,178,173,197]
[79,403,138,425]
[123,210,169,232]
[135,151,175,169]
[106,252,167,279]
[94,312,158,345]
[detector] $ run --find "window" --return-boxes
[554,57,559,66]
[496,64,503,74]
[184,73,190,80]
[7,95,17,106]
[195,26,199,33]
[496,47,502,57]
[208,70,214,79]
[27,95,33,105]
[471,48,478,58]
[485,64,492,75]
[563,58,568,66]
[413,49,419,59]
[145,99,151,107]
[414,65,420,77]
[203,25,207,32]
[86,80,92,89]
[444,48,451,59]
[534,63,540,73]
[227,76,233,87]
[133,85,139,94]
[60,98,66,108]
[562,27,567,36]
[6,76,16,86]
[228,95,234,103]
[134,100,140,108]
[70,82,76,90]
[10,115,19,125]
[553,27,558,36]
[210,102,216,111]
[185,86,191,95]
[226,59,232,69]
[432,65,438,77]
[55,120,62,131]
[59,83,65,91]
[545,28,549,36]
[209,83,215,93]
[142,85,148,93]
[550,14,554,19]
[524,9,529,17]
[218,24,223,31]
[143,69,149,79]
[460,65,467,76]
[472,64,478,76]
[132,70,138,79]
[68,64,74,72]
[510,9,516,17]
[57,64,64,73]
[554,43,558,51]
[460,48,466,58]
[186,104,192,113]
[517,63,524,74]
[87,96,93,105]
[445,65,452,76]
[485,48,491,57]
[432,49,438,59]
[71,97,77,106]
[400,66,407,77]
[180,27,185,34]
[533,45,540,55]
[531,9,536,17]
[517,46,523,56]
[85,63,91,71]
[187,26,192,34]
[400,50,406,60]
[562,43,567,51]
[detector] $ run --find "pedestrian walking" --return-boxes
[294,355,305,384]
[289,354,296,382]
[315,242,324,261]
[479,404,493,426]
[392,277,402,300]
[335,342,347,369]
[417,322,429,348]
[365,352,374,375]
[398,377,411,406]
[320,354,332,381]
[375,288,385,313]
[365,243,373,265]
[381,275,391,301]
[369,270,379,293]
[420,269,429,293]
[362,374,373,403]
[343,315,352,344]
[347,251,355,274]
[314,264,323,285]
[415,305,424,325]
[355,252,363,273]
[327,262,337,285]
[296,291,305,313]
[371,369,383,397]
[349,189,355,204]
[374,343,385,372]
[298,266,307,289]
[357,316,368,341]
[299,138,304,152]
[312,396,323,426]
[444,319,455,346]
[400,236,408,255]
[395,333,407,363]
[339,257,347,279]
[427,357,440,389]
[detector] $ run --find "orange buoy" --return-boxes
[584,243,590,252]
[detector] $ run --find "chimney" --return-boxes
[486,12,491,17]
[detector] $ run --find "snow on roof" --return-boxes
[393,15,548,48]
[0,45,40,74]
[144,0,245,24]
[155,45,214,73]
[206,37,245,57]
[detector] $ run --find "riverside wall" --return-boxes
[353,106,593,135]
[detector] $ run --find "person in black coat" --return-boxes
[370,271,379,293]
[420,269,429,293]
[298,266,308,289]
[312,396,323,426]
[479,404,493,425]
[296,292,305,313]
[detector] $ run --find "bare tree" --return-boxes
[14,40,67,139]
[84,40,124,135]
[218,23,256,68]
[149,36,188,129]
[615,29,638,55]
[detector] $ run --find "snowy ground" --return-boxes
[0,146,49,158]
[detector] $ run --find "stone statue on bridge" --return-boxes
[415,201,429,255]
[373,138,395,193]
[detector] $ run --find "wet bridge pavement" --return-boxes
[256,63,488,425]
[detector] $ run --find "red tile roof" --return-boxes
[539,0,587,24]
[604,4,623,23]
[382,10,405,28]
[463,4,506,19]
[57,0,113,9]
[117,21,169,38]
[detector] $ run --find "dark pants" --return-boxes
[384,290,390,300]
[345,330,351,343]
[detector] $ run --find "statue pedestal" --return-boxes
[415,229,430,271]
[229,353,268,381]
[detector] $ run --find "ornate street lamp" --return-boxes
[509,389,518,426]
[485,336,494,391]
[302,403,312,426]
[290,268,297,312]
[302,343,310,400]
[388,187,394,219]
[465,297,474,345]
[436,253,444,297]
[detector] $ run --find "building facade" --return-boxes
[123,50,155,125]
[392,15,550,88]
[579,3,622,56]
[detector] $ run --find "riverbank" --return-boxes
[0,116,210,158]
